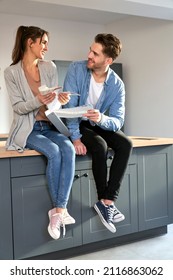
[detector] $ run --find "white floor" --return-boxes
[68,224,173,260]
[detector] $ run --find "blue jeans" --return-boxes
[26,121,76,209]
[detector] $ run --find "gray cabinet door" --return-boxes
[0,159,13,259]
[11,174,82,259]
[53,60,123,88]
[80,161,138,244]
[137,145,173,231]
[53,60,71,87]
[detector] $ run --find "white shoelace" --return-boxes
[107,205,114,222]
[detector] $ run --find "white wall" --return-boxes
[1,13,173,138]
[107,16,173,137]
[0,13,105,133]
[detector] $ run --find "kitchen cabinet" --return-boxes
[11,156,82,259]
[0,159,13,259]
[80,154,138,244]
[137,145,173,230]
[0,138,173,259]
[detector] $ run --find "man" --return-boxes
[63,33,132,233]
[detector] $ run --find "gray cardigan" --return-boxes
[4,60,58,152]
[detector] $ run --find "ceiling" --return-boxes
[0,0,173,24]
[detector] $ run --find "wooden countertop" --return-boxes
[0,141,41,158]
[1,136,173,158]
[130,136,173,147]
[0,133,8,139]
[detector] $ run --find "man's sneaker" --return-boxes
[48,208,75,225]
[48,212,65,240]
[94,201,116,233]
[112,205,125,223]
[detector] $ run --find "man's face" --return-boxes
[87,42,111,70]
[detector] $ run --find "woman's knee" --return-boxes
[62,140,76,158]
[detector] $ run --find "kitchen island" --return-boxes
[0,136,173,259]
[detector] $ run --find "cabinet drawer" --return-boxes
[10,149,136,178]
[10,156,46,177]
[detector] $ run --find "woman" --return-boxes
[4,25,76,240]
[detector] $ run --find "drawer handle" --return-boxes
[108,155,113,160]
[83,173,89,177]
[74,174,80,179]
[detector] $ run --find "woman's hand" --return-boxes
[58,92,71,105]
[37,91,56,105]
[37,91,71,106]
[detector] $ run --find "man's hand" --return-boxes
[83,109,101,123]
[73,139,87,155]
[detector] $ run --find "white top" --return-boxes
[86,75,104,108]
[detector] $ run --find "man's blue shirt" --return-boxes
[63,60,125,141]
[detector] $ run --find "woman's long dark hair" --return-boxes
[11,25,49,65]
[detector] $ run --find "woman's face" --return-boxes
[29,33,49,59]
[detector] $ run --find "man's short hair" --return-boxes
[95,33,122,61]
